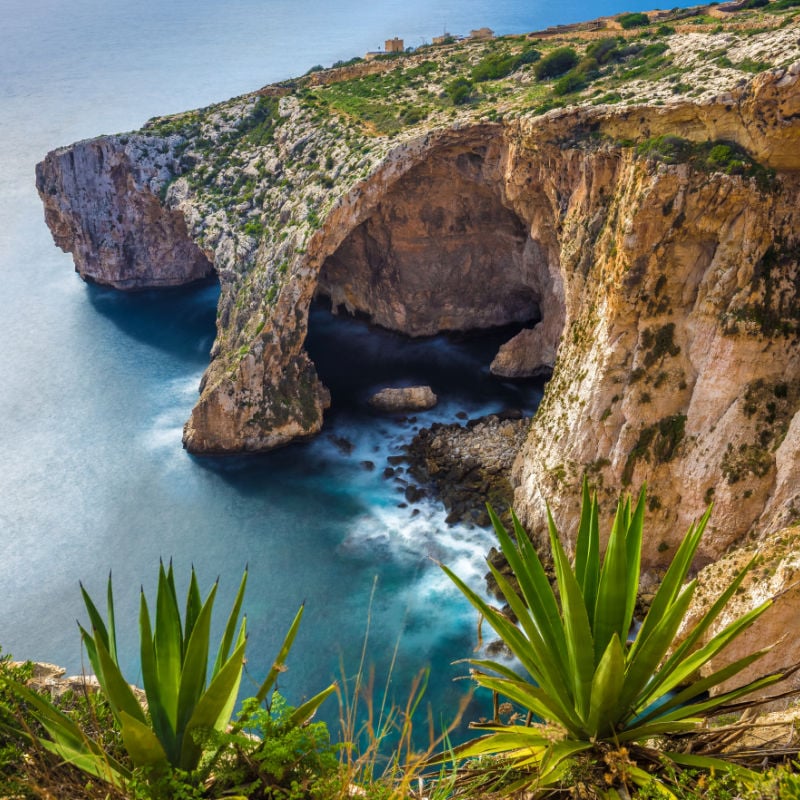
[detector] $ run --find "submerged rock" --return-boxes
[368,386,437,412]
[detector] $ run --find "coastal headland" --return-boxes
[36,3,800,690]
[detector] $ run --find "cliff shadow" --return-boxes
[85,278,220,365]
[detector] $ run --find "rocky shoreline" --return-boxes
[401,411,530,528]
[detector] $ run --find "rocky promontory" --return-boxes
[35,3,800,685]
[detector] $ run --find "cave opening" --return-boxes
[305,140,554,423]
[315,146,545,339]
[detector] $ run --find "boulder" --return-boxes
[368,386,437,412]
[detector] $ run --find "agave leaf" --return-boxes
[634,648,772,724]
[536,739,595,784]
[165,560,180,616]
[616,719,700,742]
[637,599,771,708]
[287,683,336,728]
[511,511,570,667]
[656,557,759,685]
[155,561,183,729]
[649,672,783,723]
[465,658,535,683]
[665,750,758,780]
[253,605,303,705]
[80,583,109,677]
[492,508,568,671]
[119,709,169,768]
[38,738,131,786]
[93,628,146,726]
[617,582,697,715]
[574,478,600,621]
[586,633,625,738]
[475,675,584,735]
[77,623,101,686]
[139,590,174,760]
[487,563,575,704]
[176,581,217,740]
[452,727,558,758]
[180,638,246,770]
[1,676,131,784]
[629,507,710,663]
[2,675,97,753]
[183,567,203,647]
[106,572,118,665]
[547,507,594,721]
[441,563,564,699]
[623,486,646,636]
[212,568,248,678]
[593,497,630,664]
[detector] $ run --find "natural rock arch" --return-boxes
[314,141,544,340]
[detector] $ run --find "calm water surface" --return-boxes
[0,0,694,739]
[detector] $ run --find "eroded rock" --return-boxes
[404,414,529,527]
[368,386,437,412]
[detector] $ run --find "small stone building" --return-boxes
[385,37,404,52]
[469,27,494,39]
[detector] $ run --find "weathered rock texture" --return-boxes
[680,524,800,700]
[511,67,800,574]
[36,137,213,289]
[316,145,539,335]
[368,385,438,412]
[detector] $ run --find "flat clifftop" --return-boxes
[36,4,800,570]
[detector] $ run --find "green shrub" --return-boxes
[471,45,540,82]
[618,11,650,29]
[445,77,473,105]
[206,694,338,798]
[472,52,517,82]
[0,649,34,797]
[332,56,364,68]
[553,70,589,96]
[534,47,580,80]
[586,37,625,64]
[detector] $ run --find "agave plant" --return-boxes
[1,563,334,785]
[441,483,786,796]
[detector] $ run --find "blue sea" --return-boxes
[0,0,694,744]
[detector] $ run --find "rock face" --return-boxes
[509,69,800,571]
[36,136,213,289]
[317,141,539,335]
[679,525,800,700]
[368,386,437,412]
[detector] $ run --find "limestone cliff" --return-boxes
[36,9,800,562]
[36,136,213,288]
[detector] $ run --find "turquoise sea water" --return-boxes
[0,0,696,741]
